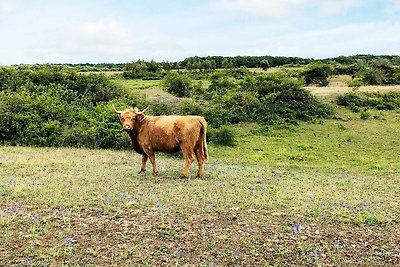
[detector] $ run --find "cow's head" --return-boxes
[112,105,149,131]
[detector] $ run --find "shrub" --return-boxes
[162,72,193,97]
[337,92,400,111]
[179,99,203,115]
[347,78,363,91]
[0,66,130,149]
[207,126,236,146]
[361,69,385,85]
[302,62,332,86]
[202,72,334,126]
[360,110,371,120]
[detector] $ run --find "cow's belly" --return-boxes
[154,145,181,153]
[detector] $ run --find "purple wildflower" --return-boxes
[292,226,298,235]
[33,215,39,224]
[292,222,301,235]
[64,236,76,247]
[175,247,182,257]
[296,222,301,232]
[25,257,32,266]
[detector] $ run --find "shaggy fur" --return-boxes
[114,106,208,177]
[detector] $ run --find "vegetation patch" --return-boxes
[337,92,400,111]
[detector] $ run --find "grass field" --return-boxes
[1,103,400,265]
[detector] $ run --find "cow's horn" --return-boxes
[141,106,150,113]
[112,104,122,114]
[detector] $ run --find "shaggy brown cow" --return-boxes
[113,105,208,178]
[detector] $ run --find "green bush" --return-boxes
[201,72,333,126]
[0,66,130,149]
[207,126,236,146]
[360,110,371,120]
[179,99,203,115]
[302,62,332,86]
[162,72,193,97]
[337,92,400,111]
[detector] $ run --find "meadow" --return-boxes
[1,95,399,266]
[1,60,400,266]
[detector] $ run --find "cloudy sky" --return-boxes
[1,0,399,65]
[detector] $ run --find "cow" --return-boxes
[113,105,208,178]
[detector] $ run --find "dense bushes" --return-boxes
[337,92,400,110]
[334,57,400,86]
[207,126,236,146]
[123,60,165,80]
[162,72,194,97]
[1,65,336,149]
[302,62,332,86]
[0,66,129,148]
[197,72,334,126]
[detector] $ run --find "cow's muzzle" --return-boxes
[123,125,132,131]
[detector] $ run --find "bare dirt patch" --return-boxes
[1,204,399,266]
[306,75,400,100]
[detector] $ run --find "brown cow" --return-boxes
[113,105,208,178]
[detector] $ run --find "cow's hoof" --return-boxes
[153,172,158,176]
[138,169,146,174]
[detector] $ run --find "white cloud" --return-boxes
[0,0,13,12]
[249,20,400,58]
[213,0,311,19]
[317,0,363,15]
[63,18,135,60]
[385,0,400,13]
[213,0,364,19]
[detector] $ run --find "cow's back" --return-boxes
[142,116,204,152]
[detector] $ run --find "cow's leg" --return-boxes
[180,145,195,178]
[195,146,205,178]
[139,154,148,173]
[143,149,158,176]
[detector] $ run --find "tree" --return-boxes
[302,62,332,87]
[146,60,162,73]
[260,59,271,71]
[163,72,193,97]
[222,58,233,69]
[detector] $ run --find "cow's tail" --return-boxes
[199,117,209,160]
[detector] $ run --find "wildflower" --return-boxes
[25,257,32,266]
[175,247,182,257]
[292,222,301,235]
[292,227,297,235]
[295,222,301,233]
[117,193,127,201]
[64,236,76,247]
[33,215,39,224]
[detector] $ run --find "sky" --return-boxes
[1,0,400,65]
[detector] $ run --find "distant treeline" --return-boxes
[11,55,400,72]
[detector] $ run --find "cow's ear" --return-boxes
[136,113,145,122]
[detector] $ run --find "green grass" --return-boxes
[214,109,400,174]
[1,109,400,266]
[112,78,162,91]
